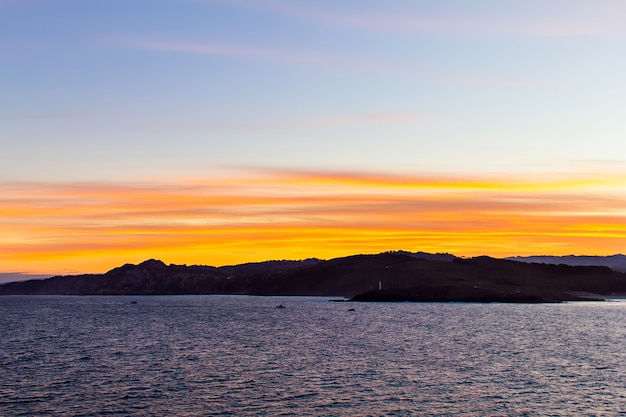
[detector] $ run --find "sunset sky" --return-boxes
[2,0,625,280]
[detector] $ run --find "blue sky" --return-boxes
[3,0,626,181]
[2,1,626,277]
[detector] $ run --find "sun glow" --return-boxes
[1,170,625,275]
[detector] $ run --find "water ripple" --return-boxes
[1,296,626,416]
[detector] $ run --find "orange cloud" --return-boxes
[1,170,625,275]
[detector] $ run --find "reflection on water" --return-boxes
[1,295,626,416]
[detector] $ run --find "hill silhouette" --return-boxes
[508,254,626,272]
[1,252,625,302]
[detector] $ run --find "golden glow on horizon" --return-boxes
[1,170,625,275]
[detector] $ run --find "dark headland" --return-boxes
[2,252,626,303]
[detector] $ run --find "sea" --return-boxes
[1,295,625,416]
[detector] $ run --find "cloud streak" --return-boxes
[118,37,364,71]
[115,37,569,90]
[1,169,625,275]
[200,0,626,38]
[122,111,427,133]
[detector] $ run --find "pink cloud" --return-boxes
[438,75,567,90]
[123,38,349,68]
[210,111,426,131]
[116,36,561,90]
[199,0,626,38]
[117,110,428,133]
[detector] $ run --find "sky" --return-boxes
[1,0,626,280]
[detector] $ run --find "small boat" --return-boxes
[275,304,286,309]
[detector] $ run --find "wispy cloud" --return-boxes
[123,111,428,133]
[2,169,625,274]
[438,75,567,90]
[200,0,626,38]
[115,36,564,90]
[119,37,354,69]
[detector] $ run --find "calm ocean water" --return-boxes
[1,295,625,416]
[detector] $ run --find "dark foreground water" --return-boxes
[1,296,625,416]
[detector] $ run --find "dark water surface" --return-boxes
[1,295,625,416]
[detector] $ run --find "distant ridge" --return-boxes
[385,250,456,262]
[507,255,626,272]
[0,258,321,295]
[1,251,626,302]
